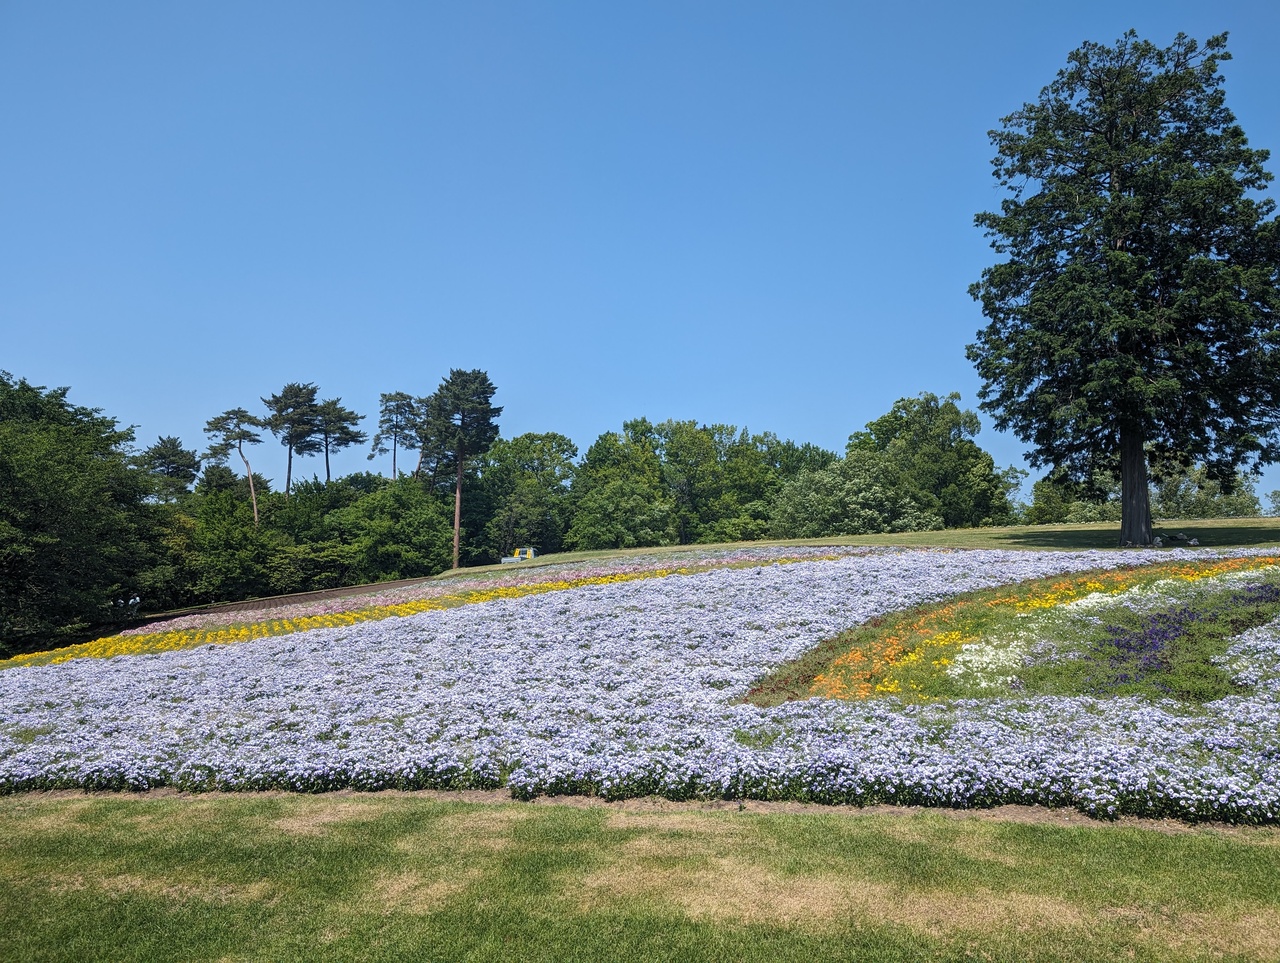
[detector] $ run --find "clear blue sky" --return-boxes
[4,1,1279,498]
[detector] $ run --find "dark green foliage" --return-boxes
[769,450,943,538]
[969,31,1280,546]
[421,370,502,569]
[481,433,578,558]
[566,420,832,549]
[767,393,1014,538]
[268,475,372,543]
[203,408,267,526]
[138,435,200,503]
[325,479,452,581]
[1153,466,1262,519]
[191,491,281,601]
[261,383,322,495]
[367,391,420,477]
[0,373,153,649]
[1024,476,1076,525]
[566,423,673,550]
[565,478,677,551]
[848,392,1018,528]
[313,398,367,484]
[1024,464,1262,525]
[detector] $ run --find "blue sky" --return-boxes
[4,1,1279,499]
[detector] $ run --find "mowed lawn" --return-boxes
[3,791,1279,963]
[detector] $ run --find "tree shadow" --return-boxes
[990,520,1280,551]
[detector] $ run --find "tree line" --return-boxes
[4,366,1267,655]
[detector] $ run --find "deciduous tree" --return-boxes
[481,432,578,557]
[0,373,154,647]
[848,392,1017,528]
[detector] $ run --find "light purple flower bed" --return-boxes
[119,544,854,634]
[3,547,1278,821]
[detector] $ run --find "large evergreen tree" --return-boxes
[139,435,201,503]
[423,370,502,569]
[968,31,1280,546]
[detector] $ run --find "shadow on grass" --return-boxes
[988,519,1280,551]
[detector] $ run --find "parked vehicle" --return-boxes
[500,547,538,564]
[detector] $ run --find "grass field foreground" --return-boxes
[2,792,1279,963]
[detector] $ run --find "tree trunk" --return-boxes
[238,442,259,528]
[1119,422,1153,546]
[453,447,464,570]
[324,439,331,484]
[285,444,293,496]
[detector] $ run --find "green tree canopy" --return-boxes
[481,432,578,558]
[848,392,1017,528]
[968,31,1280,546]
[139,435,201,503]
[422,370,502,569]
[368,391,420,478]
[314,398,367,484]
[566,422,673,550]
[0,373,153,648]
[325,478,452,581]
[262,382,322,495]
[203,408,267,526]
[769,450,942,539]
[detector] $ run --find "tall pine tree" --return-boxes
[968,32,1280,545]
[423,370,501,569]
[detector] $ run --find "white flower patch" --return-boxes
[1064,568,1274,616]
[945,630,1036,690]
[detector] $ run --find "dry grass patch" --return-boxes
[578,850,1086,935]
[46,870,274,905]
[368,867,484,915]
[400,804,533,854]
[269,798,381,837]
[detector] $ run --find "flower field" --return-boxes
[3,545,1280,822]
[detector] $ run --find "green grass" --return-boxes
[2,793,1279,962]
[437,517,1280,577]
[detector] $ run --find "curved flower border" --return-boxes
[2,547,1278,823]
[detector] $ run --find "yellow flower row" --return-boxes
[814,555,1280,701]
[2,554,842,670]
[1006,555,1280,611]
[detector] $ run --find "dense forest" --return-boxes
[0,369,1265,653]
